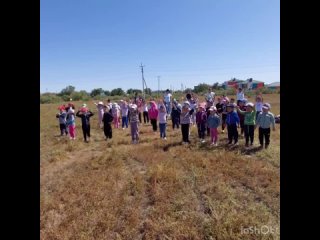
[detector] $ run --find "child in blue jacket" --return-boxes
[226,104,240,145]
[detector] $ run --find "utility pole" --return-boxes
[157,76,160,98]
[140,63,146,99]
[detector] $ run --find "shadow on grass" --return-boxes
[162,142,184,152]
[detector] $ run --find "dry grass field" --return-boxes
[40,94,280,240]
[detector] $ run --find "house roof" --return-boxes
[266,82,280,87]
[226,79,264,84]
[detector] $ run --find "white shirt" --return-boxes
[236,92,244,101]
[255,102,263,111]
[205,92,215,101]
[164,93,172,103]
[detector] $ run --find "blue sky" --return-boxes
[40,0,280,93]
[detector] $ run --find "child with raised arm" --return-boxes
[237,102,256,147]
[148,101,159,132]
[56,105,68,136]
[102,105,114,140]
[171,99,181,130]
[94,101,105,128]
[180,101,195,144]
[76,105,94,143]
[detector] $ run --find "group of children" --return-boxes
[56,92,277,149]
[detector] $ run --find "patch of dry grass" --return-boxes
[41,94,280,240]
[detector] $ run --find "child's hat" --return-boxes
[98,101,103,105]
[183,101,190,106]
[82,103,87,107]
[130,104,137,109]
[245,102,254,107]
[262,103,271,110]
[58,105,65,110]
[209,106,217,111]
[80,107,88,112]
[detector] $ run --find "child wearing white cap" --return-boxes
[111,103,121,129]
[180,102,195,144]
[129,104,140,144]
[94,101,105,128]
[237,102,256,147]
[255,103,275,149]
[158,103,167,140]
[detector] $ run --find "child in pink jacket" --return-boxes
[148,101,159,132]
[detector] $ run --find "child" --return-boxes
[137,98,143,123]
[220,98,229,133]
[180,101,195,144]
[226,104,240,145]
[67,107,76,140]
[237,102,256,147]
[207,106,221,146]
[237,100,247,136]
[76,106,94,143]
[171,100,181,130]
[158,104,167,140]
[142,100,149,124]
[102,105,114,140]
[120,100,129,129]
[255,95,264,119]
[111,103,120,129]
[236,88,245,106]
[129,104,140,144]
[94,101,105,128]
[56,105,68,136]
[148,101,159,132]
[255,103,275,149]
[196,103,207,143]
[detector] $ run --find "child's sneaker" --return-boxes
[222,130,225,133]
[215,143,218,146]
[201,139,206,143]
[164,137,167,140]
[233,142,239,146]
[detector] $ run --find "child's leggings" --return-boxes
[113,116,119,128]
[210,128,218,143]
[130,122,139,141]
[69,125,75,138]
[122,116,128,128]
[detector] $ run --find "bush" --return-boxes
[71,91,90,101]
[40,94,62,104]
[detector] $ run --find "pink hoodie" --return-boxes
[148,101,158,120]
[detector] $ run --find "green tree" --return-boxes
[193,83,211,93]
[144,88,152,95]
[90,88,104,97]
[111,88,125,96]
[58,85,75,96]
